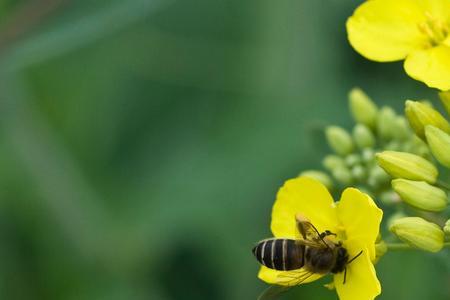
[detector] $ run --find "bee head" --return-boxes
[331,246,349,274]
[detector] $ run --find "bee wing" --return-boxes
[295,213,321,241]
[257,285,292,300]
[258,269,318,300]
[295,238,325,248]
[276,268,317,286]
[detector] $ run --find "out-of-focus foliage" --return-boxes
[0,0,447,299]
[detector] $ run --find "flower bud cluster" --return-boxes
[405,96,450,169]
[375,93,450,252]
[376,98,450,213]
[299,89,450,254]
[302,88,429,200]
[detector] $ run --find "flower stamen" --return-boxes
[418,12,449,47]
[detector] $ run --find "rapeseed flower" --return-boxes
[347,0,450,91]
[258,177,383,300]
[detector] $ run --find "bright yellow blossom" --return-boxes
[258,177,383,300]
[346,0,450,91]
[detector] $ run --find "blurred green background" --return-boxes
[0,0,448,299]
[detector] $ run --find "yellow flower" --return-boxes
[258,177,383,300]
[346,0,450,91]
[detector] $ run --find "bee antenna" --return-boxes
[307,223,332,250]
[347,250,363,265]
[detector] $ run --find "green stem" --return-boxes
[386,242,450,251]
[385,243,414,251]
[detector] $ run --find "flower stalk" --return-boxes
[385,242,450,251]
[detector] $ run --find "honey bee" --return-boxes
[252,213,362,299]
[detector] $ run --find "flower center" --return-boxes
[324,225,347,245]
[418,12,449,47]
[335,225,347,241]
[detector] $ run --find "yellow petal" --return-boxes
[412,0,450,21]
[258,266,323,286]
[443,36,450,48]
[346,0,428,62]
[334,242,381,300]
[336,188,383,261]
[271,177,338,238]
[404,45,450,91]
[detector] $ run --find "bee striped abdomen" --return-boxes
[252,239,304,271]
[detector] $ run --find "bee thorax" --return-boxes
[330,247,349,274]
[304,247,336,274]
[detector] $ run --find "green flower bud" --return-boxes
[405,100,450,139]
[425,125,450,168]
[331,166,353,185]
[438,91,450,116]
[389,217,444,252]
[352,124,375,149]
[299,170,333,190]
[376,151,438,184]
[443,219,450,235]
[367,177,378,189]
[369,165,390,184]
[392,117,411,141]
[348,88,378,127]
[419,100,434,108]
[391,179,448,212]
[386,211,406,229]
[405,136,430,157]
[361,148,375,163]
[376,233,382,243]
[345,154,361,167]
[351,165,366,182]
[385,141,401,151]
[375,241,387,262]
[322,155,345,171]
[412,135,428,148]
[414,145,431,158]
[368,172,389,189]
[325,126,354,156]
[377,107,397,140]
[379,190,401,206]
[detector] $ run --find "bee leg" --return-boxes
[342,250,363,284]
